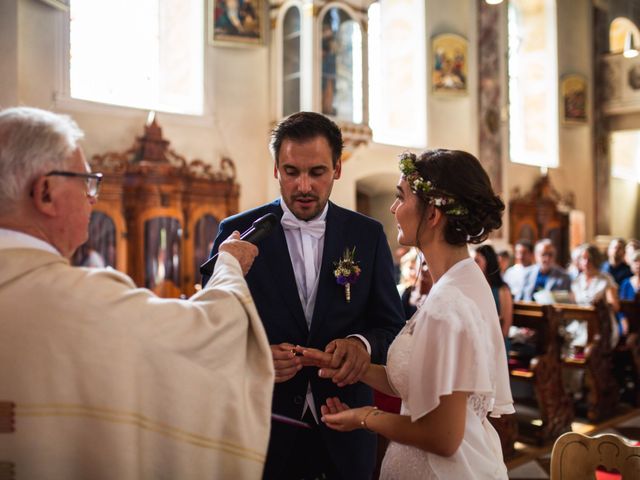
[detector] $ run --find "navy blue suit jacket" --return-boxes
[203,199,404,479]
[518,265,572,301]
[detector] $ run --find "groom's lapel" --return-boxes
[261,201,309,337]
[310,202,346,339]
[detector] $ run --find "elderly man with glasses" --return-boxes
[0,107,274,479]
[516,238,572,302]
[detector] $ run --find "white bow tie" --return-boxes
[280,211,326,239]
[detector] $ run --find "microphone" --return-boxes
[199,213,278,277]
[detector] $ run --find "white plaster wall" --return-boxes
[610,177,640,238]
[556,0,595,240]
[369,191,400,252]
[426,0,479,154]
[0,0,18,108]
[332,0,480,220]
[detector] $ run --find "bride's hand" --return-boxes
[320,397,373,432]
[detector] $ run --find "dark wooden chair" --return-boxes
[508,301,573,444]
[553,300,619,421]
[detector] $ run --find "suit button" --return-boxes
[293,395,304,405]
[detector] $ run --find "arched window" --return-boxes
[320,6,362,123]
[367,0,426,147]
[508,0,559,168]
[609,17,640,54]
[282,6,302,117]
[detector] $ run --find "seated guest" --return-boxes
[569,244,620,346]
[503,239,534,299]
[567,243,586,281]
[0,107,274,479]
[620,250,640,300]
[518,239,571,302]
[397,247,419,293]
[602,237,632,286]
[619,250,640,332]
[626,238,640,265]
[496,248,511,276]
[401,261,434,320]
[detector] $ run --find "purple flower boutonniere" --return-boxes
[334,247,361,303]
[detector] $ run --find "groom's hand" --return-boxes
[271,343,302,383]
[322,338,370,387]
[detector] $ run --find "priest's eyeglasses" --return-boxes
[45,170,104,199]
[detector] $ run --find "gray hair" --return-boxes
[535,238,555,253]
[0,107,84,213]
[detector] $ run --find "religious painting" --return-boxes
[431,34,468,95]
[209,0,264,46]
[561,74,588,124]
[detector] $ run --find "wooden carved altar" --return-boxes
[74,116,239,298]
[509,175,574,267]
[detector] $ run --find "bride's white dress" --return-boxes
[380,258,514,479]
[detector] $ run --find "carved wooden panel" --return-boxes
[78,118,239,298]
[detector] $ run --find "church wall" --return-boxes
[6,0,273,215]
[3,0,629,244]
[337,0,600,246]
[505,1,595,243]
[0,0,19,107]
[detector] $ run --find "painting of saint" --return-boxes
[432,34,468,95]
[210,0,263,45]
[561,75,588,124]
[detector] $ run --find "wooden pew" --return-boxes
[508,302,573,444]
[553,300,619,421]
[617,298,640,405]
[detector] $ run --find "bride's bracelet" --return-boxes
[360,406,379,433]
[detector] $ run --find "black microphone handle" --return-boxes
[199,216,276,277]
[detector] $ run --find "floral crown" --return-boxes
[398,152,468,216]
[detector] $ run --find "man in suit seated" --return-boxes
[602,237,632,286]
[0,107,274,479]
[517,238,571,302]
[202,111,404,480]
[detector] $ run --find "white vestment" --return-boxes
[0,246,274,479]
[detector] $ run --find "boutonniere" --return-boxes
[333,247,361,303]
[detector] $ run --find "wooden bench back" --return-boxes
[552,300,612,349]
[620,297,640,335]
[550,431,640,479]
[512,301,556,355]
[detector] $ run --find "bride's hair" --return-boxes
[414,149,504,246]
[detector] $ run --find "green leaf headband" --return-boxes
[398,152,469,216]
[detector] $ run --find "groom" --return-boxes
[202,112,404,479]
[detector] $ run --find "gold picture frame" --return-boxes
[208,0,265,47]
[431,33,468,96]
[561,74,588,124]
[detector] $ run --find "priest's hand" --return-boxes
[219,231,258,275]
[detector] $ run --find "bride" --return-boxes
[302,149,514,479]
